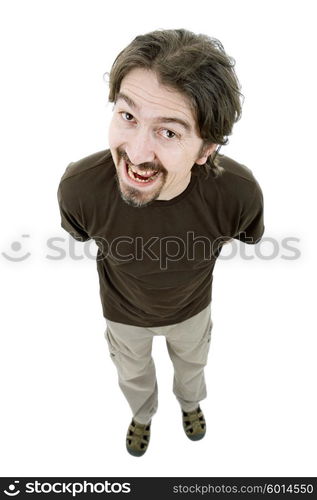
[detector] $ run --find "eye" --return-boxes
[120,112,134,122]
[161,129,177,140]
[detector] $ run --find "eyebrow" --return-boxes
[116,92,192,132]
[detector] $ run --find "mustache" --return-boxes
[118,149,164,173]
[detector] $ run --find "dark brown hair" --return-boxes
[107,29,243,177]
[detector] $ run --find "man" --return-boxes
[57,29,264,457]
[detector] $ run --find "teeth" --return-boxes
[127,164,159,183]
[129,164,158,177]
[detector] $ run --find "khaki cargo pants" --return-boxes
[104,304,212,424]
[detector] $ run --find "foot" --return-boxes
[182,405,206,441]
[126,419,151,456]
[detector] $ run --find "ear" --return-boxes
[195,143,218,165]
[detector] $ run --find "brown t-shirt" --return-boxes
[57,149,264,326]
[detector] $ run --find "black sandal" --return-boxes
[126,419,151,456]
[182,406,206,441]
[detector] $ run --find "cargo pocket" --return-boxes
[104,327,122,368]
[204,315,213,343]
[207,316,213,343]
[201,316,213,363]
[104,325,135,382]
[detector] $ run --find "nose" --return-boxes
[125,128,156,165]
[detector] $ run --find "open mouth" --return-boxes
[124,161,161,185]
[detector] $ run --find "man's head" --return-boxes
[107,29,243,207]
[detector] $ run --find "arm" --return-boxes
[234,179,265,245]
[57,183,90,242]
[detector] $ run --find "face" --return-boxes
[108,68,216,207]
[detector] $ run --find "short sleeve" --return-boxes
[57,183,90,242]
[234,180,265,244]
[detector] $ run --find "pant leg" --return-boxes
[104,320,157,424]
[165,304,213,412]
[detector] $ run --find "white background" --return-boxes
[1,0,316,478]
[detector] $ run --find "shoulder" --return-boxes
[213,154,262,201]
[195,153,263,214]
[217,154,255,182]
[59,149,113,183]
[58,149,115,203]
